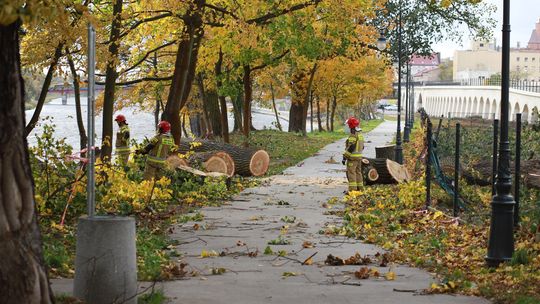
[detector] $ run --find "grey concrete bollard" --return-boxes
[73,216,137,304]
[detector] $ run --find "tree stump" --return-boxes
[375,145,396,161]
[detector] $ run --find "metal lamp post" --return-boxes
[394,0,403,164]
[486,0,515,267]
[404,60,410,142]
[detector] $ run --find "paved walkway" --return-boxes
[52,120,489,304]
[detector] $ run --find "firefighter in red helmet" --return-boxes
[342,117,364,192]
[114,114,130,166]
[137,121,176,180]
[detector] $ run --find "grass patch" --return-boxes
[137,228,178,281]
[138,289,166,304]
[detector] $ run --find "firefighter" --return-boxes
[137,120,176,180]
[342,117,364,192]
[114,114,130,166]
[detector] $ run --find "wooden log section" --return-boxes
[375,145,396,161]
[213,151,235,176]
[179,140,270,176]
[188,151,229,176]
[166,155,228,178]
[368,169,379,182]
[361,158,411,185]
[166,155,189,170]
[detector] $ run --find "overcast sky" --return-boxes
[432,0,540,59]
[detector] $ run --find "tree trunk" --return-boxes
[309,90,314,132]
[162,0,205,144]
[375,145,396,161]
[242,65,252,144]
[25,43,63,137]
[153,53,162,128]
[0,20,53,304]
[67,53,87,152]
[215,48,230,142]
[330,96,337,132]
[288,72,308,133]
[196,74,213,137]
[325,99,330,131]
[270,83,282,131]
[232,94,243,132]
[362,158,410,185]
[101,0,123,162]
[316,95,324,131]
[181,112,189,138]
[179,140,269,176]
[189,113,203,138]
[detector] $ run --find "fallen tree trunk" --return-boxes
[361,158,411,185]
[463,159,540,189]
[179,140,269,176]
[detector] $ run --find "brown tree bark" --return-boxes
[270,83,283,131]
[325,99,330,131]
[316,95,324,131]
[330,95,337,132]
[242,65,253,144]
[288,71,307,133]
[162,0,205,144]
[232,94,243,132]
[101,0,123,162]
[309,90,314,132]
[205,90,222,137]
[25,43,63,137]
[215,48,230,142]
[288,64,316,135]
[179,140,269,176]
[67,53,87,152]
[0,20,53,304]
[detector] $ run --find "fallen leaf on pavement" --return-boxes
[355,267,370,279]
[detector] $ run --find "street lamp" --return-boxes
[486,0,515,267]
[404,60,410,142]
[394,0,403,164]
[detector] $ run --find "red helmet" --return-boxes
[158,120,171,133]
[114,114,126,123]
[346,117,359,129]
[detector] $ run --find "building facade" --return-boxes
[453,18,540,82]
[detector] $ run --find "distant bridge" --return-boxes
[412,80,540,123]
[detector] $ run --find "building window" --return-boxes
[480,43,484,47]
[533,57,536,62]
[517,57,520,61]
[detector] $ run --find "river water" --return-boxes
[25,97,290,150]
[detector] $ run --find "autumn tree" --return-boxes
[0,7,53,304]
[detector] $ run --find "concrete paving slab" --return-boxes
[51,120,490,304]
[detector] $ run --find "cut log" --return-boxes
[362,158,410,185]
[368,169,379,181]
[376,145,396,161]
[463,159,540,189]
[179,140,269,176]
[188,151,229,175]
[166,155,189,170]
[213,151,235,176]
